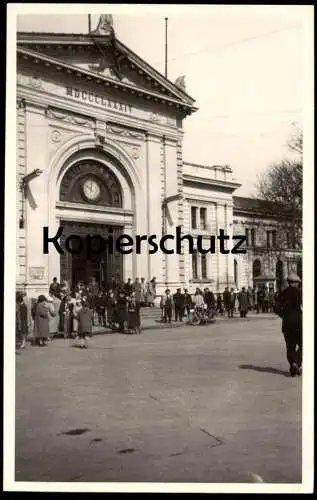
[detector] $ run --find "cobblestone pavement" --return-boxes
[15,317,302,485]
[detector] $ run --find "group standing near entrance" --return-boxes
[16,274,302,376]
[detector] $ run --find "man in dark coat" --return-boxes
[116,287,128,333]
[238,287,249,318]
[223,287,231,318]
[49,277,61,297]
[204,288,215,314]
[183,289,192,318]
[173,288,184,322]
[277,273,302,377]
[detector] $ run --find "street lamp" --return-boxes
[19,169,43,228]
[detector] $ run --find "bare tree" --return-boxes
[255,127,303,247]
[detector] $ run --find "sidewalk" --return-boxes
[90,311,279,336]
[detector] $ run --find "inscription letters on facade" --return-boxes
[66,86,133,114]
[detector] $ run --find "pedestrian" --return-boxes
[223,287,231,318]
[183,289,192,318]
[140,277,146,306]
[229,288,236,318]
[72,299,82,338]
[145,282,154,307]
[204,288,215,314]
[216,293,224,315]
[77,299,93,349]
[247,287,253,311]
[263,286,270,313]
[276,273,302,377]
[49,277,60,297]
[134,278,142,327]
[253,286,259,313]
[16,292,28,349]
[268,287,275,313]
[127,291,141,334]
[47,295,57,341]
[116,287,128,333]
[150,277,157,304]
[124,278,133,296]
[238,287,249,318]
[107,289,116,330]
[162,289,173,324]
[95,291,106,327]
[192,288,205,311]
[34,295,50,346]
[173,288,184,322]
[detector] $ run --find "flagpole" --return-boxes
[88,14,91,33]
[165,17,168,78]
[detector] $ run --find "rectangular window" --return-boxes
[245,228,249,246]
[200,207,207,230]
[201,254,207,279]
[272,230,277,248]
[251,228,256,246]
[191,206,197,230]
[192,251,198,280]
[266,231,271,248]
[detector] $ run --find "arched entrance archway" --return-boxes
[58,159,126,288]
[276,260,284,292]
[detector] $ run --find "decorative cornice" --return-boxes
[17,45,196,117]
[183,174,241,192]
[17,31,196,107]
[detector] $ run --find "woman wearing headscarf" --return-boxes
[34,295,49,346]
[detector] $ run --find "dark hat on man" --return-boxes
[287,272,301,283]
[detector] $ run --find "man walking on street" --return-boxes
[277,273,302,377]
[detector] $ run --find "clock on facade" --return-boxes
[81,178,101,202]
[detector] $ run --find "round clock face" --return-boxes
[82,178,101,201]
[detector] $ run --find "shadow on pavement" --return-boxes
[239,364,290,377]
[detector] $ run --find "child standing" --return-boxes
[78,299,93,349]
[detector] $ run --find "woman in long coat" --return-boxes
[47,296,57,339]
[34,295,50,346]
[116,288,128,333]
[238,287,249,318]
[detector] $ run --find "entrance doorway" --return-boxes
[59,221,123,288]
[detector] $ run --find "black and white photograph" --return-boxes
[4,4,314,493]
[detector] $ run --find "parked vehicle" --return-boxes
[187,304,216,326]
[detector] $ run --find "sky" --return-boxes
[16,5,309,196]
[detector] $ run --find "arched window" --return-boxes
[234,259,238,287]
[253,259,261,279]
[276,260,284,292]
[59,160,122,207]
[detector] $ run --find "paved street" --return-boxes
[15,316,302,484]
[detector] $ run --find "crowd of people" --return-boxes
[16,272,302,376]
[16,276,281,349]
[15,276,158,349]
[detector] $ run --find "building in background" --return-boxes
[232,196,302,291]
[16,16,301,298]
